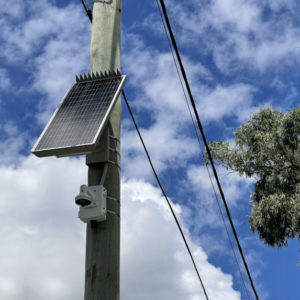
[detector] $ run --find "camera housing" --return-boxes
[75,184,107,223]
[75,185,93,207]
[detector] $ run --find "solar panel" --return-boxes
[32,71,126,157]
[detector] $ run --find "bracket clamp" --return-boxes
[93,0,112,3]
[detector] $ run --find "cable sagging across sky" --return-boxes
[122,90,210,300]
[80,1,257,298]
[154,1,252,299]
[156,0,260,299]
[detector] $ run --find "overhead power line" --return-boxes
[80,3,209,298]
[122,90,210,300]
[156,0,259,299]
[154,1,251,299]
[81,0,93,23]
[81,1,257,298]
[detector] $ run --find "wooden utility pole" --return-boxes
[84,1,122,299]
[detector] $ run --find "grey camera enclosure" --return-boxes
[75,185,107,223]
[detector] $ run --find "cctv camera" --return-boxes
[75,184,107,223]
[75,185,93,207]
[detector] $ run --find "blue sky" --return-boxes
[0,0,299,299]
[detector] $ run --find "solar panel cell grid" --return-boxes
[32,73,125,157]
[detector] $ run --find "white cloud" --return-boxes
[0,68,11,90]
[0,156,86,300]
[0,2,270,299]
[0,157,241,300]
[185,164,254,233]
[123,34,212,122]
[264,0,296,12]
[121,36,203,178]
[122,179,241,300]
[210,0,261,32]
[0,0,24,18]
[121,34,261,179]
[198,84,257,123]
[183,164,263,295]
[121,121,198,179]
[0,2,88,61]
[0,1,90,124]
[123,33,263,125]
[168,0,300,73]
[0,122,27,165]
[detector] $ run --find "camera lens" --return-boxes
[75,198,91,207]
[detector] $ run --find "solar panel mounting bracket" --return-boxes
[86,125,110,165]
[93,0,112,3]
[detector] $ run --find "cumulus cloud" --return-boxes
[0,0,24,18]
[167,0,300,73]
[0,157,241,300]
[121,36,201,178]
[187,164,254,208]
[0,68,11,90]
[209,0,261,33]
[0,1,271,299]
[121,34,261,179]
[0,156,86,300]
[121,178,242,300]
[264,0,296,12]
[0,122,28,165]
[0,0,90,124]
[197,83,257,123]
[183,164,254,238]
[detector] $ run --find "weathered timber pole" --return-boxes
[84,1,122,299]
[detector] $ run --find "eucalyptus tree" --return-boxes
[209,108,300,247]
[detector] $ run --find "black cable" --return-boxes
[154,1,251,299]
[157,1,259,299]
[81,0,93,23]
[81,1,256,298]
[122,90,210,300]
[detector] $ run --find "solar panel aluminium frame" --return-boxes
[32,74,126,157]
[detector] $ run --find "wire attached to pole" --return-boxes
[80,1,257,298]
[154,1,251,299]
[122,90,210,300]
[81,0,93,23]
[156,1,259,299]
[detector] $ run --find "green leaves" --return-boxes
[209,108,300,247]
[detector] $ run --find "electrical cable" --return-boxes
[157,1,259,299]
[122,90,210,300]
[81,4,209,298]
[100,163,108,185]
[81,0,93,23]
[154,1,251,299]
[80,2,255,298]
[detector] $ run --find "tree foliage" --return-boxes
[209,108,300,247]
